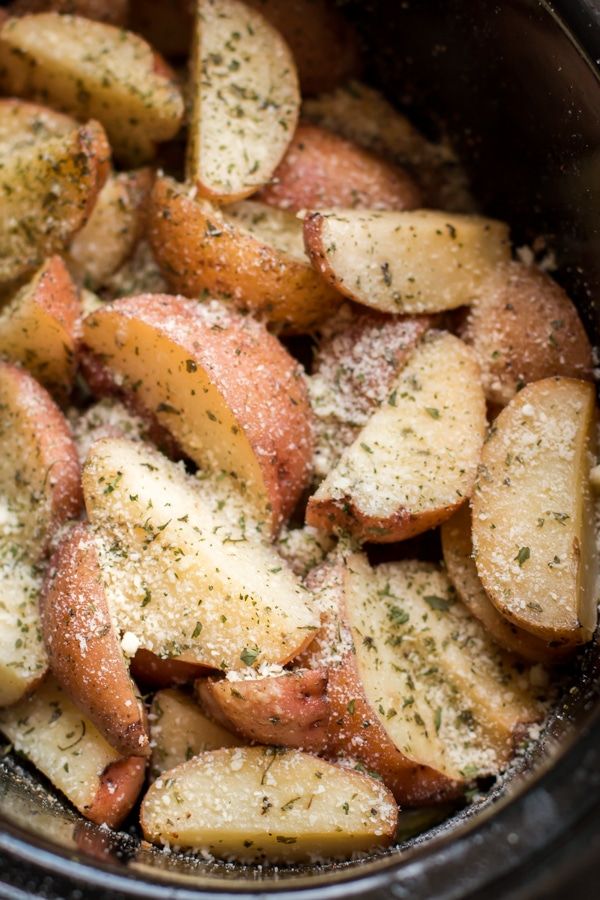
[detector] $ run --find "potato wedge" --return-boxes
[442,504,572,664]
[0,13,184,163]
[0,97,75,151]
[67,169,153,289]
[82,294,313,532]
[196,668,329,750]
[0,677,145,826]
[0,119,109,285]
[149,176,341,332]
[150,689,240,779]
[0,560,46,707]
[141,746,397,862]
[307,332,486,542]
[83,438,319,671]
[316,553,547,802]
[41,522,150,758]
[304,209,510,315]
[472,377,598,648]
[308,305,431,477]
[0,256,80,396]
[131,650,210,690]
[187,0,299,202]
[245,0,361,96]
[257,123,421,213]
[9,0,129,25]
[461,261,594,406]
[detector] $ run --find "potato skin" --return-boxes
[196,669,330,751]
[462,261,593,406]
[257,123,421,213]
[84,755,146,828]
[41,523,150,758]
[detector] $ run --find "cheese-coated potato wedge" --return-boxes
[0,256,80,397]
[303,209,510,314]
[442,504,573,664]
[307,332,486,542]
[82,294,313,532]
[472,377,598,648]
[0,119,109,284]
[257,123,421,213]
[141,747,397,862]
[0,13,184,163]
[0,677,145,827]
[0,97,75,151]
[461,261,594,406]
[41,523,150,758]
[149,176,341,333]
[196,668,330,750]
[187,0,299,202]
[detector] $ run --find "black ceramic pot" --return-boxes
[1,1,600,897]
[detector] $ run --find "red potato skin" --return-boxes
[41,523,150,759]
[131,649,211,689]
[303,211,353,299]
[32,255,80,340]
[84,755,146,828]
[195,669,330,751]
[257,123,421,213]
[75,119,112,220]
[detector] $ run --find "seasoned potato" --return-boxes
[0,120,109,284]
[82,294,313,532]
[308,305,431,477]
[0,363,81,706]
[9,0,129,25]
[0,97,75,151]
[187,0,299,202]
[0,256,80,396]
[307,332,486,542]
[275,524,334,578]
[83,438,319,671]
[196,668,330,750]
[0,13,184,163]
[257,123,421,212]
[149,178,341,332]
[0,677,145,826]
[461,261,594,406]
[472,377,598,648]
[41,523,150,758]
[67,169,153,289]
[150,689,240,779]
[303,209,510,315]
[442,504,572,664]
[141,747,397,862]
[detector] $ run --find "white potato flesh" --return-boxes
[83,439,318,671]
[224,200,307,260]
[308,332,486,541]
[0,560,45,706]
[472,377,598,646]
[141,746,397,862]
[0,13,184,163]
[0,678,124,812]
[188,0,299,201]
[150,689,240,779]
[345,555,546,782]
[303,209,510,313]
[0,98,75,152]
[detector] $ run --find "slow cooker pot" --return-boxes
[1,0,600,897]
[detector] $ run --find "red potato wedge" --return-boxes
[0,677,145,827]
[82,294,313,532]
[472,377,598,649]
[131,650,210,690]
[149,176,341,333]
[256,123,421,213]
[461,261,594,406]
[308,305,431,477]
[141,746,397,863]
[307,332,486,543]
[0,97,75,151]
[9,0,129,25]
[67,168,154,289]
[196,669,330,751]
[150,689,240,779]
[0,255,80,397]
[245,0,361,96]
[0,119,110,285]
[41,522,150,758]
[83,438,319,672]
[0,13,184,164]
[441,504,573,665]
[187,0,299,202]
[304,209,511,315]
